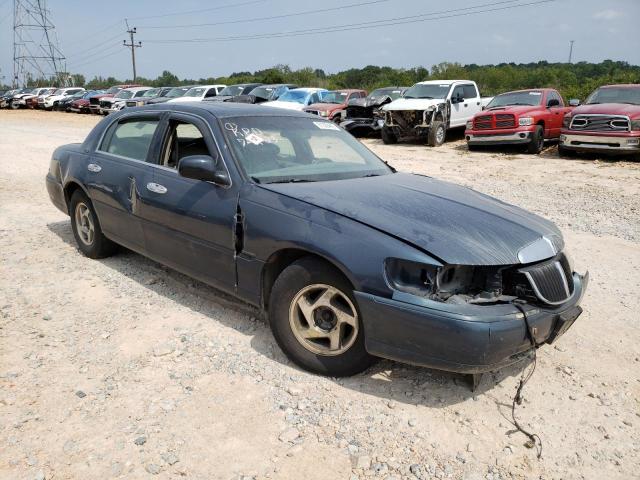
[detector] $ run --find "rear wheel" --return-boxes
[527,125,545,154]
[70,190,117,259]
[268,257,376,377]
[381,126,397,145]
[427,121,446,147]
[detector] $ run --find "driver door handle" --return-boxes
[146,182,167,194]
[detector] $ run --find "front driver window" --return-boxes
[162,121,213,169]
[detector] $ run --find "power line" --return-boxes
[138,0,391,29]
[127,0,267,21]
[142,0,553,45]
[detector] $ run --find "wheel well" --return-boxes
[63,182,82,213]
[261,249,352,311]
[537,120,545,129]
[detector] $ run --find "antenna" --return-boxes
[568,40,575,64]
[12,0,68,87]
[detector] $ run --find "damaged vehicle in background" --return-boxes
[340,86,406,136]
[144,86,195,105]
[124,87,173,108]
[382,80,492,146]
[99,87,151,114]
[42,87,85,110]
[228,83,298,104]
[204,83,264,102]
[262,87,328,111]
[10,87,53,109]
[559,84,640,158]
[303,89,367,123]
[45,102,588,382]
[89,84,141,114]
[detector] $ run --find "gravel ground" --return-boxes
[1,110,639,480]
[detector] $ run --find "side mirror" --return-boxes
[481,105,486,111]
[178,155,230,186]
[547,98,561,108]
[569,99,580,107]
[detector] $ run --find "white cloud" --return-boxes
[593,9,622,20]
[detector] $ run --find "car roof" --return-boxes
[189,84,226,89]
[416,80,469,85]
[140,101,318,119]
[600,84,640,89]
[288,87,327,93]
[123,86,151,92]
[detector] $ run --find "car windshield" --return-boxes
[277,90,310,104]
[403,83,450,99]
[585,87,640,105]
[166,87,190,98]
[184,87,205,97]
[218,85,245,96]
[142,88,161,97]
[249,86,276,100]
[52,89,63,95]
[71,92,85,99]
[115,90,134,99]
[222,116,392,184]
[106,86,122,94]
[320,91,348,104]
[487,91,543,108]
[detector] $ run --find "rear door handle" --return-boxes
[146,182,167,194]
[87,163,101,173]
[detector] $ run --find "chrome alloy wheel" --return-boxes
[436,125,445,144]
[74,202,95,246]
[289,284,359,356]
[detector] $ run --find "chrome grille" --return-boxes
[495,114,516,128]
[570,114,630,132]
[474,115,493,129]
[520,255,573,305]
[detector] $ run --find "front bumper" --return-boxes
[560,132,640,153]
[341,118,384,134]
[466,129,533,146]
[356,272,588,374]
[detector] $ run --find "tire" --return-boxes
[527,125,545,154]
[10,102,20,110]
[467,144,480,152]
[558,144,577,158]
[69,190,117,259]
[381,126,397,145]
[268,257,376,377]
[427,120,446,147]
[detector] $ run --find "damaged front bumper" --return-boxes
[356,271,588,374]
[340,118,385,134]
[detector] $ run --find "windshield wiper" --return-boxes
[250,176,262,184]
[264,178,314,184]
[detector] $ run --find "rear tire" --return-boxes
[381,126,397,145]
[268,257,376,377]
[527,125,545,154]
[427,121,446,147]
[69,190,117,259]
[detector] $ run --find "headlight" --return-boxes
[466,121,473,130]
[319,111,328,117]
[384,259,439,297]
[137,100,144,106]
[519,117,533,126]
[631,119,640,131]
[563,115,572,128]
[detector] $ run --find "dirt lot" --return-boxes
[1,110,639,480]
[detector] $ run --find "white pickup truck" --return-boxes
[381,80,492,146]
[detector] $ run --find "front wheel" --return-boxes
[70,190,117,259]
[427,121,446,147]
[268,257,376,377]
[381,126,397,144]
[527,125,545,154]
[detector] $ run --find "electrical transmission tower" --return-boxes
[12,0,68,88]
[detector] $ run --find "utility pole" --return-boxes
[123,25,142,82]
[568,40,575,64]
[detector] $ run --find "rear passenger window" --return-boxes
[100,119,159,161]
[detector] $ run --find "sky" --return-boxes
[0,0,638,84]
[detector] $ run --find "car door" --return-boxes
[449,84,480,127]
[449,85,468,127]
[88,113,163,252]
[140,112,238,291]
[545,91,565,138]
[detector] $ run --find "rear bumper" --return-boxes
[356,272,588,374]
[466,129,533,145]
[45,173,67,214]
[560,132,640,153]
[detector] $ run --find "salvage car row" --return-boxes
[3,80,639,157]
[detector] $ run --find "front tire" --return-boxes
[69,190,117,259]
[427,121,446,147]
[268,257,376,377]
[381,126,397,144]
[527,125,545,154]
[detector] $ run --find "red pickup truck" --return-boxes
[559,84,640,157]
[465,88,575,154]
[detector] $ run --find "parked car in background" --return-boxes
[45,102,587,379]
[303,89,367,122]
[167,85,226,103]
[382,80,492,147]
[0,89,18,108]
[205,83,264,102]
[42,87,85,110]
[69,90,106,113]
[100,87,151,114]
[1,87,30,108]
[143,86,195,105]
[26,88,56,108]
[11,87,53,109]
[340,87,406,137]
[56,90,88,111]
[228,83,298,104]
[124,87,173,108]
[263,88,328,111]
[559,84,640,157]
[89,84,141,114]
[465,88,575,154]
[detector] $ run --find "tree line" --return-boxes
[10,60,640,101]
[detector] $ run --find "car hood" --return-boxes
[571,103,640,118]
[262,100,306,110]
[146,97,171,104]
[305,103,341,112]
[260,173,563,266]
[350,96,392,109]
[383,98,442,111]
[93,93,115,100]
[482,105,543,116]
